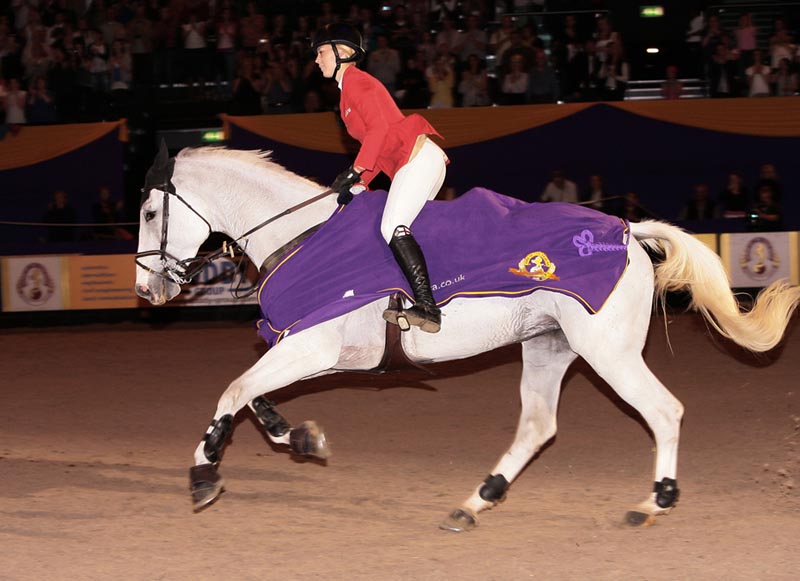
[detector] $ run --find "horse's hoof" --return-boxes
[439,508,478,532]
[189,463,225,513]
[623,510,655,527]
[289,421,332,460]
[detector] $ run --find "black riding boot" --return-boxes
[383,226,441,333]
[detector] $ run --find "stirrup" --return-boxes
[383,304,441,333]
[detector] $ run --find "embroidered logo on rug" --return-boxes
[509,251,560,281]
[572,229,627,257]
[740,237,780,280]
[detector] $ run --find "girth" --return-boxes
[369,293,434,375]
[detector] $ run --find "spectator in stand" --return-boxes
[213,7,238,98]
[92,185,132,240]
[749,184,782,231]
[581,173,611,212]
[540,169,578,204]
[708,37,738,98]
[2,77,27,124]
[181,11,208,92]
[661,65,683,99]
[458,53,490,107]
[86,28,109,94]
[426,52,455,108]
[734,12,758,73]
[239,1,266,55]
[42,189,77,243]
[128,3,154,91]
[456,14,487,64]
[367,33,401,93]
[684,7,705,77]
[302,89,323,113]
[616,191,652,221]
[395,55,430,109]
[520,22,545,54]
[745,49,772,97]
[755,162,783,201]
[388,4,415,60]
[552,14,585,101]
[47,46,78,122]
[768,17,795,70]
[416,30,437,70]
[152,4,179,87]
[598,40,628,101]
[270,13,292,49]
[678,183,716,221]
[23,10,52,81]
[436,17,462,61]
[573,39,602,101]
[500,52,529,105]
[499,28,536,77]
[489,15,515,67]
[26,75,57,123]
[262,61,293,114]
[527,48,558,103]
[772,57,798,96]
[593,15,620,66]
[701,14,725,76]
[229,55,263,115]
[716,170,750,219]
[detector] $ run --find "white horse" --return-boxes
[135,145,800,531]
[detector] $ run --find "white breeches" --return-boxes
[380,137,448,242]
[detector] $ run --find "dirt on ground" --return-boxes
[1,311,798,580]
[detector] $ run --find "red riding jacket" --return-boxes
[339,66,444,186]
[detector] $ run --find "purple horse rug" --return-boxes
[256,188,630,346]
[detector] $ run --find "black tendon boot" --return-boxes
[383,226,441,333]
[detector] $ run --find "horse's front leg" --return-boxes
[189,328,342,512]
[247,396,331,459]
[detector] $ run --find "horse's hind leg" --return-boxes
[581,349,684,526]
[440,331,577,532]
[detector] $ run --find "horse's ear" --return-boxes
[154,139,169,168]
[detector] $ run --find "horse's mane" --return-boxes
[176,146,322,190]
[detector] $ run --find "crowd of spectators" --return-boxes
[2,2,800,125]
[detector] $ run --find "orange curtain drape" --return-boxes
[222,103,593,152]
[223,97,800,153]
[0,120,127,171]
[610,97,800,137]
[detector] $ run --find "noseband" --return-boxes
[135,168,336,288]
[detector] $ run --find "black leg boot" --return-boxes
[383,226,441,333]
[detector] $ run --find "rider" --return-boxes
[313,23,448,334]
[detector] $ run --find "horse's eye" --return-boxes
[144,210,157,222]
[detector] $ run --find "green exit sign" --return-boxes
[201,130,225,143]
[640,5,664,17]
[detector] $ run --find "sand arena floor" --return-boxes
[1,311,798,580]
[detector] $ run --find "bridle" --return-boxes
[135,167,335,288]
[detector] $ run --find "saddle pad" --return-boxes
[256,188,629,346]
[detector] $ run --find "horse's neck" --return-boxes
[207,167,336,268]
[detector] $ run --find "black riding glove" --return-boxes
[331,165,362,205]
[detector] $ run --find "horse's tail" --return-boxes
[630,220,800,352]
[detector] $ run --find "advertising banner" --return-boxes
[721,232,799,288]
[166,257,259,307]
[1,256,66,311]
[68,254,139,309]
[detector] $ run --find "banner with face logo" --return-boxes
[1,256,66,311]
[721,232,799,288]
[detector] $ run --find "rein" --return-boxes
[135,178,336,289]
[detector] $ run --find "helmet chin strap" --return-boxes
[331,43,357,79]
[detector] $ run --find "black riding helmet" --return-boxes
[312,23,366,77]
